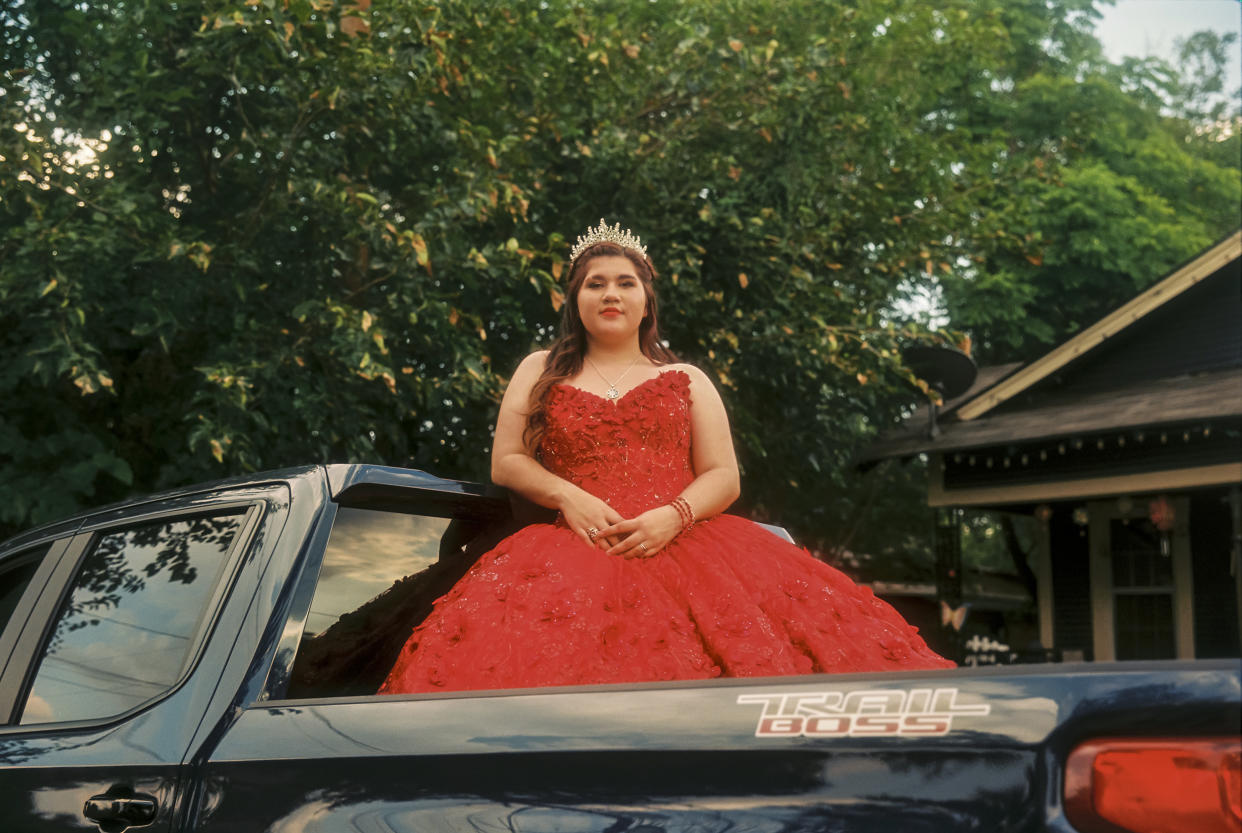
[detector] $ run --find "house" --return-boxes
[859,230,1242,662]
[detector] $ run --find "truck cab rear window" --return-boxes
[286,506,514,698]
[20,512,246,725]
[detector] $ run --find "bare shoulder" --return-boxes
[518,349,550,371]
[511,350,550,381]
[500,350,550,409]
[662,362,714,388]
[662,362,725,406]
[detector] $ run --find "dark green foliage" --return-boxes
[1,0,1237,562]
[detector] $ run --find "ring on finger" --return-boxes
[638,542,649,555]
[587,527,599,541]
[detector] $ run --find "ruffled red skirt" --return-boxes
[379,514,953,694]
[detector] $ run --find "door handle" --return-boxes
[83,787,158,833]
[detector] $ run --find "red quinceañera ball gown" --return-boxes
[379,369,953,694]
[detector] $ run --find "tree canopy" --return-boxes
[939,22,1241,364]
[2,0,1238,556]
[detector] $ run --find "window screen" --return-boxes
[1111,518,1176,661]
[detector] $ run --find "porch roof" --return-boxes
[856,366,1242,464]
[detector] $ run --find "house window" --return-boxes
[1110,519,1175,660]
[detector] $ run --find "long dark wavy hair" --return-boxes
[523,241,679,452]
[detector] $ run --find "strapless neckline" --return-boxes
[554,368,687,405]
[541,368,693,518]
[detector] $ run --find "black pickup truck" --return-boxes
[1,464,1238,832]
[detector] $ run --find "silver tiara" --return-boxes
[569,218,647,264]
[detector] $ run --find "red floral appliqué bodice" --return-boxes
[539,369,695,518]
[378,369,955,696]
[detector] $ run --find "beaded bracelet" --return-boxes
[669,498,689,529]
[669,496,695,530]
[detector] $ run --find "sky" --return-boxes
[1094,0,1242,101]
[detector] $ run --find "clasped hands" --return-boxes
[562,491,683,559]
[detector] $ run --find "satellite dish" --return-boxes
[902,345,978,437]
[904,345,977,399]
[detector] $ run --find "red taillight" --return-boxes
[1065,737,1242,833]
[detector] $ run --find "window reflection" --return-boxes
[20,513,244,725]
[287,506,515,698]
[304,510,450,640]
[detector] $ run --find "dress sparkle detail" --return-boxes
[379,370,952,694]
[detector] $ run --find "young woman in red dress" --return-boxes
[379,221,952,694]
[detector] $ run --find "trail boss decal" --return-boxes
[738,688,990,738]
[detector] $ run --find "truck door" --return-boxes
[0,497,268,832]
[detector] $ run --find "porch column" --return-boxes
[1035,514,1054,653]
[1231,486,1242,652]
[1088,500,1114,662]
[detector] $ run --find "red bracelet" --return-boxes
[669,496,695,529]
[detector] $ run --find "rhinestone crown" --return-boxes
[569,218,647,264]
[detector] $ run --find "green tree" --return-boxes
[1,0,1236,563]
[938,21,1241,364]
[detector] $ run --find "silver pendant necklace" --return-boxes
[585,355,641,400]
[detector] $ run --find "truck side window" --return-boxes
[286,505,515,698]
[19,512,246,725]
